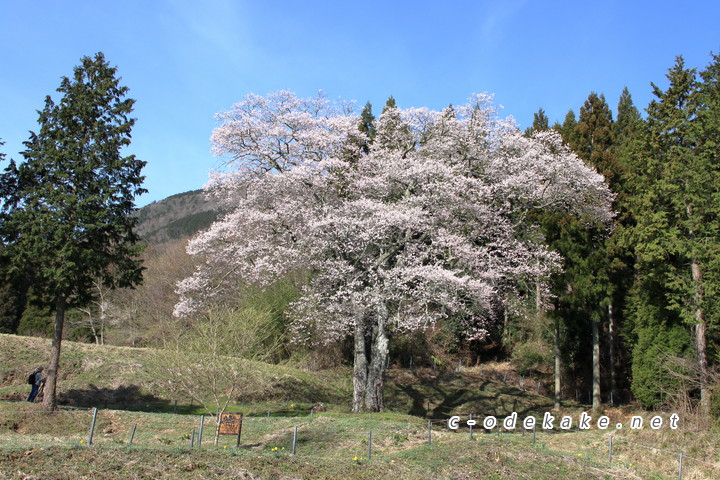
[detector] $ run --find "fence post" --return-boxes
[532,424,536,444]
[367,431,372,460]
[191,429,195,448]
[128,423,137,445]
[292,426,297,455]
[235,414,243,448]
[88,407,98,446]
[469,414,473,440]
[427,421,432,445]
[537,381,541,393]
[198,415,204,447]
[678,451,684,480]
[608,435,613,462]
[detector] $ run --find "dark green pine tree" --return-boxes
[16,294,54,336]
[0,53,146,410]
[0,140,25,334]
[381,95,397,113]
[615,87,643,144]
[693,53,720,411]
[359,102,376,140]
[545,93,622,411]
[604,87,644,404]
[358,102,376,154]
[629,56,718,412]
[558,109,580,151]
[524,107,550,136]
[613,87,645,210]
[576,93,619,184]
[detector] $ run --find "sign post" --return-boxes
[218,413,244,448]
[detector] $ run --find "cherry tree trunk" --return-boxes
[365,302,389,412]
[352,317,368,413]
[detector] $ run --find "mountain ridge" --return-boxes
[134,189,220,244]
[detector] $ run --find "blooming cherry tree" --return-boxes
[175,91,613,412]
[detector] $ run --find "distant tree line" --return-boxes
[522,54,720,414]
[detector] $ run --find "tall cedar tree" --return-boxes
[575,92,624,410]
[0,141,23,333]
[558,110,579,149]
[524,107,550,136]
[696,55,720,405]
[605,87,643,403]
[0,53,146,410]
[359,102,376,142]
[544,93,619,410]
[630,56,718,412]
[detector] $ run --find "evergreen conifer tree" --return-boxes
[358,102,376,154]
[629,56,717,412]
[0,53,146,410]
[559,109,580,151]
[524,107,550,136]
[545,93,622,411]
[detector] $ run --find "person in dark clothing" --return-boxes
[27,366,45,402]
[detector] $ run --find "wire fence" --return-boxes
[1,408,719,479]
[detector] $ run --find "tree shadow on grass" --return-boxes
[58,384,169,411]
[387,369,555,419]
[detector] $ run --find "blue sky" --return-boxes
[1,0,719,206]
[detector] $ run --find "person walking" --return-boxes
[27,366,45,402]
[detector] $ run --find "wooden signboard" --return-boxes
[219,413,243,437]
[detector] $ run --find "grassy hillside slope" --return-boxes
[1,334,718,479]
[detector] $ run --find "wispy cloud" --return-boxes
[480,0,529,44]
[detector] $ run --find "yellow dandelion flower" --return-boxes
[352,456,358,461]
[79,440,85,444]
[577,453,582,457]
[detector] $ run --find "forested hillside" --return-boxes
[134,189,221,244]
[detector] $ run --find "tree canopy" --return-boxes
[176,91,613,411]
